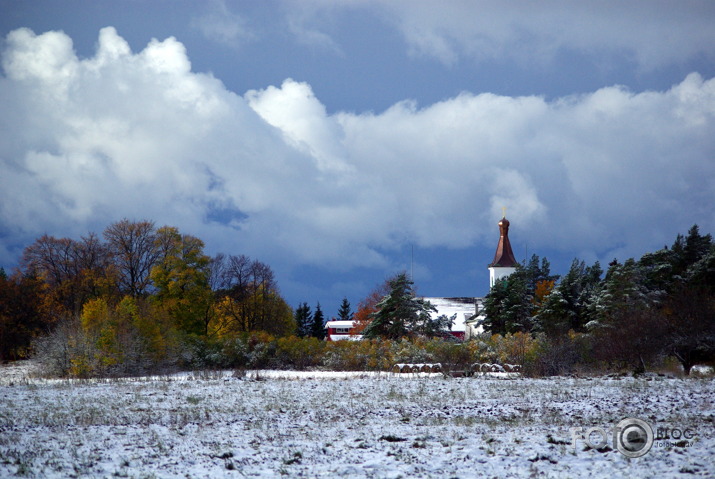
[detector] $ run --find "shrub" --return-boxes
[275,336,326,369]
[425,340,475,372]
[34,318,103,378]
[391,337,434,364]
[323,339,394,371]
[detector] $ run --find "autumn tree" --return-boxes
[212,255,295,336]
[352,279,391,335]
[0,270,47,359]
[78,295,175,375]
[21,234,114,318]
[103,219,159,297]
[150,227,211,335]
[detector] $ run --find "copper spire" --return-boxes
[489,216,518,267]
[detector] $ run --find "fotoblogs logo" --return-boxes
[570,417,654,458]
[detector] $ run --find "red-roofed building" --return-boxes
[488,215,519,288]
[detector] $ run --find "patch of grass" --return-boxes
[546,434,571,445]
[283,451,302,465]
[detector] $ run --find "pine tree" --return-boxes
[684,224,713,269]
[670,224,713,278]
[482,267,533,335]
[294,302,312,338]
[586,259,666,373]
[686,244,715,292]
[310,303,326,340]
[362,273,437,339]
[665,242,715,374]
[536,259,602,336]
[523,254,558,292]
[336,297,353,322]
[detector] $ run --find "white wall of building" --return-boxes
[489,266,517,288]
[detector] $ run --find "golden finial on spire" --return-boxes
[502,206,507,218]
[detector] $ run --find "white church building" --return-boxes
[325,215,520,341]
[422,214,520,340]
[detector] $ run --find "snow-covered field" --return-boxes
[0,362,713,478]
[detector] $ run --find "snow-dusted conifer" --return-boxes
[362,273,437,340]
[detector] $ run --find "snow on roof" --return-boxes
[422,297,482,333]
[325,321,355,328]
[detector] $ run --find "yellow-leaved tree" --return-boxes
[150,227,212,335]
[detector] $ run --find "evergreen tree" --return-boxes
[670,224,712,278]
[664,285,715,375]
[294,302,312,338]
[587,259,659,328]
[336,297,353,322]
[586,259,666,373]
[536,259,602,336]
[482,255,557,336]
[664,242,715,374]
[686,244,715,292]
[310,303,326,340]
[523,254,559,292]
[683,224,713,270]
[638,248,677,293]
[362,273,438,339]
[482,268,532,335]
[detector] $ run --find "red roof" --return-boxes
[489,216,518,267]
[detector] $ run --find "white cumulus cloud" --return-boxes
[1,27,714,280]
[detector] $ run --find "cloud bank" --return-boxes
[1,27,714,276]
[372,1,715,70]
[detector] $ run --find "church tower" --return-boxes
[488,214,519,288]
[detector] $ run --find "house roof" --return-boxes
[324,321,355,328]
[489,216,519,268]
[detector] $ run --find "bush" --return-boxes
[391,337,434,364]
[34,318,103,378]
[275,336,325,369]
[424,340,476,373]
[323,339,394,371]
[35,324,610,378]
[180,334,231,369]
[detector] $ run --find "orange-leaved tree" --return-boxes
[352,278,391,335]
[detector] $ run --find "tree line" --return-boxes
[2,220,712,377]
[0,220,299,367]
[481,225,715,374]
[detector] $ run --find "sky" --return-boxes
[1,0,714,317]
